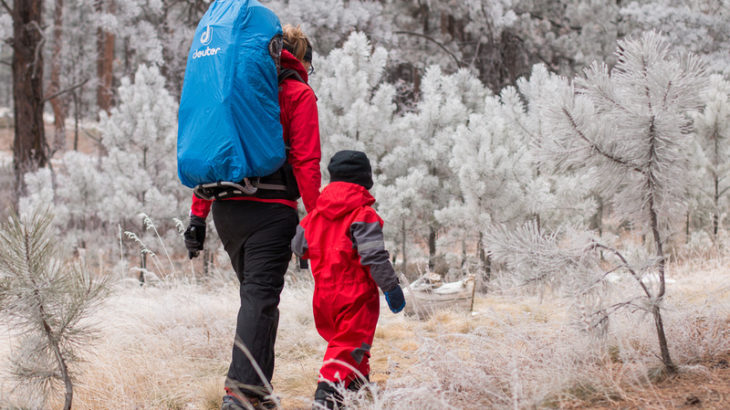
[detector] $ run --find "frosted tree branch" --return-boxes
[560,106,644,175]
[394,31,464,68]
[589,242,652,299]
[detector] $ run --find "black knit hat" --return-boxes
[328,150,373,190]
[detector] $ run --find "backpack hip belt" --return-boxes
[193,178,287,201]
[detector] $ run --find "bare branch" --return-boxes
[578,264,625,293]
[590,242,653,299]
[0,0,12,16]
[43,78,89,103]
[527,12,583,32]
[587,298,647,330]
[27,20,46,80]
[395,31,465,68]
[520,272,550,286]
[82,129,102,143]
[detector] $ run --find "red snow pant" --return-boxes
[313,275,380,386]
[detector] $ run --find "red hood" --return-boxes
[280,49,308,83]
[316,182,375,220]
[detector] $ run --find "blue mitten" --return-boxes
[384,285,406,313]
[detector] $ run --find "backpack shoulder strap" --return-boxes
[278,68,305,85]
[278,68,317,101]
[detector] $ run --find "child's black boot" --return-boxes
[346,374,370,392]
[312,381,343,409]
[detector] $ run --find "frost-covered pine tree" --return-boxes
[539,31,708,372]
[97,64,185,226]
[0,211,108,409]
[436,90,530,277]
[689,74,730,238]
[435,65,595,281]
[621,0,730,76]
[509,64,598,231]
[19,152,106,248]
[20,65,187,252]
[376,168,439,275]
[379,66,486,271]
[311,32,396,169]
[270,0,390,55]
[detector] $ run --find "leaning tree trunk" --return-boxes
[11,0,47,201]
[648,196,675,373]
[647,120,676,373]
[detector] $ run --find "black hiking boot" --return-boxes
[312,381,343,409]
[222,387,277,410]
[346,374,370,392]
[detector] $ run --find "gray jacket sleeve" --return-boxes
[350,220,399,292]
[291,225,308,257]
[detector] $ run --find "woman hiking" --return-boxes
[184,25,321,410]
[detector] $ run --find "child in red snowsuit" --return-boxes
[291,150,405,409]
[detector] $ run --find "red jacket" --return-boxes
[291,181,399,384]
[292,181,399,294]
[191,49,321,218]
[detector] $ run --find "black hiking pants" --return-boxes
[211,200,298,397]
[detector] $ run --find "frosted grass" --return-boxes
[1,258,728,409]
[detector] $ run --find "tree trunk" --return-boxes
[646,111,675,373]
[590,195,604,236]
[401,219,407,278]
[48,0,68,154]
[478,231,490,281]
[460,238,466,268]
[713,131,720,236]
[11,0,47,200]
[648,188,676,372]
[96,0,115,114]
[648,202,675,372]
[713,172,719,236]
[37,303,73,410]
[428,225,436,271]
[73,90,80,150]
[30,280,72,410]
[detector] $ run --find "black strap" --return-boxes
[278,68,305,85]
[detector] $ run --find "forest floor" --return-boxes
[565,353,730,409]
[1,254,728,409]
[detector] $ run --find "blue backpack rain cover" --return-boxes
[177,0,285,188]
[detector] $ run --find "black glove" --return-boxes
[184,215,206,259]
[384,285,406,313]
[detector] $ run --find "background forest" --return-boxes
[0,0,729,409]
[2,0,729,274]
